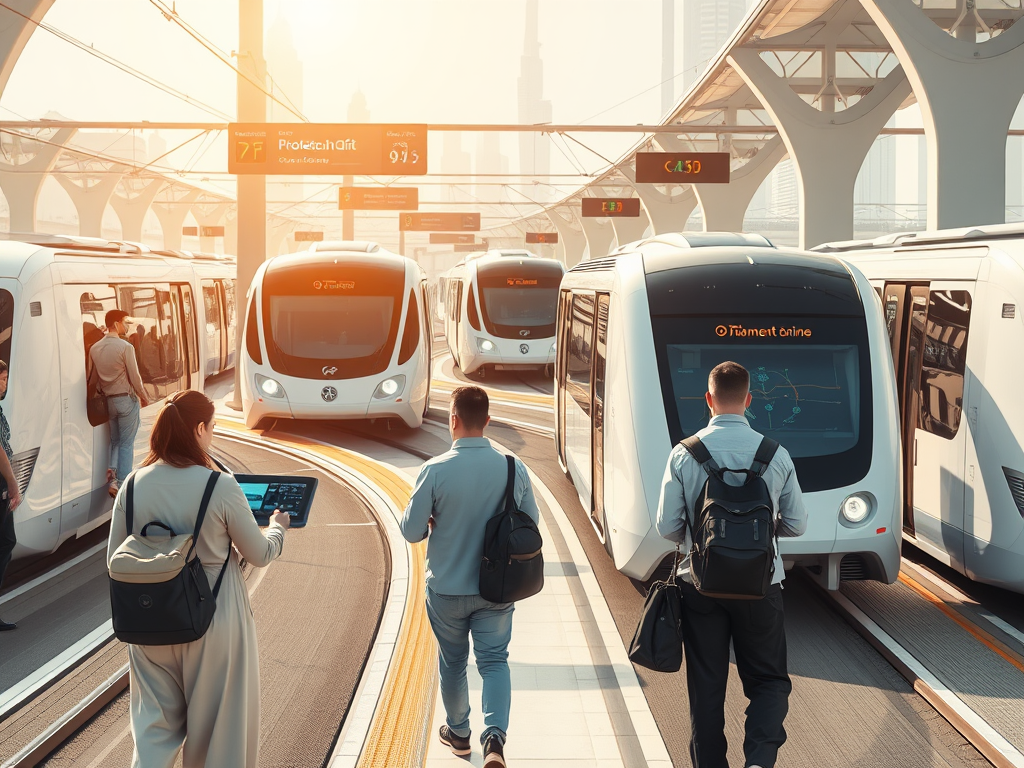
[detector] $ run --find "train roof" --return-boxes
[0,233,237,264]
[306,240,382,254]
[813,222,1024,253]
[269,244,411,272]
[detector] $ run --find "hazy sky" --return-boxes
[2,0,684,181]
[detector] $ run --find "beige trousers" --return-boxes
[128,557,260,768]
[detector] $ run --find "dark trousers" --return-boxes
[679,581,791,768]
[0,502,15,591]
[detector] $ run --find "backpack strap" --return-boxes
[504,455,516,515]
[750,437,780,478]
[679,436,722,477]
[185,471,221,561]
[125,475,136,535]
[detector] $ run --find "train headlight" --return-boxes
[373,375,406,399]
[840,493,872,524]
[477,338,496,353]
[255,374,286,399]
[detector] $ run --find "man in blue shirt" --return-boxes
[657,361,807,768]
[0,360,22,631]
[402,385,539,768]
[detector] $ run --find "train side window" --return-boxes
[466,284,481,331]
[119,285,183,399]
[80,287,117,372]
[556,290,572,388]
[178,284,200,376]
[919,290,971,439]
[456,283,464,324]
[202,279,224,376]
[222,279,238,367]
[399,289,419,364]
[0,290,12,369]
[566,293,595,415]
[245,293,263,365]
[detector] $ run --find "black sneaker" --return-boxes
[483,734,505,768]
[438,725,471,756]
[0,618,15,631]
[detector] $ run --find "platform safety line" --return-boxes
[897,572,1024,675]
[901,559,1024,651]
[215,421,439,768]
[827,588,1024,768]
[0,542,107,607]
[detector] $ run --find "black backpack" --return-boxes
[680,435,780,600]
[479,456,544,603]
[108,471,230,645]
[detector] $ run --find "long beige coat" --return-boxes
[107,463,286,768]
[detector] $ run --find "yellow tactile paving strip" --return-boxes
[217,420,438,768]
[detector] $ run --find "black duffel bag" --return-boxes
[479,456,544,603]
[628,548,685,672]
[108,470,229,645]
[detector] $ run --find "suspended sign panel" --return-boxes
[454,243,483,252]
[581,198,641,217]
[635,152,730,184]
[294,231,324,241]
[430,233,477,244]
[182,226,198,237]
[400,212,480,231]
[228,123,427,176]
[200,226,225,237]
[339,187,418,210]
[526,232,558,244]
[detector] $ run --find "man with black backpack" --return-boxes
[656,361,807,768]
[401,385,540,768]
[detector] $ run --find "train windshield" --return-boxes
[477,261,562,339]
[262,262,405,379]
[653,317,871,492]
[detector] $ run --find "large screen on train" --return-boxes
[665,343,860,459]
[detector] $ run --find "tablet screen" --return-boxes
[234,474,318,527]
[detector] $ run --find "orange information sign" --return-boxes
[429,233,476,244]
[635,152,730,184]
[339,187,418,210]
[400,213,480,232]
[228,123,427,176]
[525,232,558,244]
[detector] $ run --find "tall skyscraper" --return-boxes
[517,0,552,178]
[682,0,749,88]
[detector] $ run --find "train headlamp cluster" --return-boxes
[373,375,406,399]
[477,339,496,353]
[840,493,872,524]
[255,374,286,399]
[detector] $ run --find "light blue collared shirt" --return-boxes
[656,414,808,585]
[401,437,540,596]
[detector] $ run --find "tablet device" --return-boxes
[233,474,318,528]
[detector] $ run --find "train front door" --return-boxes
[883,282,929,536]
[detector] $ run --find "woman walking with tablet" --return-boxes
[107,390,289,768]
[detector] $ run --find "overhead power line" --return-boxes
[0,1,232,121]
[147,0,309,123]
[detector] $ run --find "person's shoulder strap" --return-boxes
[679,435,721,476]
[187,470,221,559]
[504,455,516,515]
[751,437,781,478]
[125,474,136,535]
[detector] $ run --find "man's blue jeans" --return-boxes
[425,588,514,745]
[107,395,141,484]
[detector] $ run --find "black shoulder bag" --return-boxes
[479,456,544,603]
[628,546,685,672]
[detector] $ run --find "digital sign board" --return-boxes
[429,233,477,244]
[228,123,428,176]
[635,152,730,184]
[294,231,324,242]
[339,187,418,210]
[200,226,225,238]
[581,198,641,218]
[525,232,558,244]
[182,226,198,237]
[400,212,480,232]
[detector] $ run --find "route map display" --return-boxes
[665,343,860,458]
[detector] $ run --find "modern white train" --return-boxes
[240,241,432,429]
[442,250,564,376]
[555,232,902,589]
[816,223,1024,593]
[0,234,236,564]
